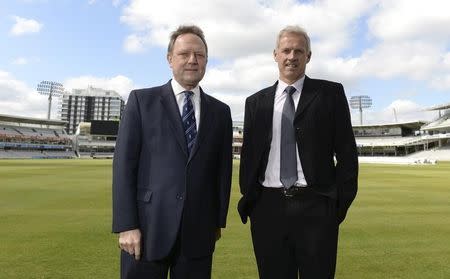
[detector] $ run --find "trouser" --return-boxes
[250,186,339,279]
[120,232,212,279]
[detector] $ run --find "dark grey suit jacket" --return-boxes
[238,76,358,224]
[113,81,232,261]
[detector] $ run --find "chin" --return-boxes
[289,71,303,77]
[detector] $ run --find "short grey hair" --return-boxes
[276,25,311,53]
[167,25,208,56]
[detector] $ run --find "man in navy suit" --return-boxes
[238,26,358,278]
[113,25,232,279]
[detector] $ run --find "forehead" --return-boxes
[277,33,307,49]
[173,33,206,51]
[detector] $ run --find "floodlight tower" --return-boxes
[349,95,372,125]
[37,81,64,120]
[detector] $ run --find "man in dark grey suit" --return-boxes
[238,26,358,278]
[113,25,232,279]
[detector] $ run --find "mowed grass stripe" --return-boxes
[1,160,449,278]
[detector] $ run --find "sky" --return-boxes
[1,0,449,125]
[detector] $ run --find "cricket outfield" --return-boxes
[1,160,449,278]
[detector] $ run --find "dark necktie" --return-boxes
[181,91,197,154]
[280,86,298,188]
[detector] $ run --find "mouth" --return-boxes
[285,63,298,70]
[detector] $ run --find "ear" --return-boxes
[273,49,278,62]
[167,53,173,68]
[306,51,312,63]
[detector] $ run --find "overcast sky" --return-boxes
[1,0,449,124]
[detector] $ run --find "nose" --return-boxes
[187,53,198,63]
[287,50,295,60]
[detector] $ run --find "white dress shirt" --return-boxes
[171,79,201,130]
[261,76,307,188]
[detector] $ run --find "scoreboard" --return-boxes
[90,120,119,136]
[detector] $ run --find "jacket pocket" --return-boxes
[136,188,152,203]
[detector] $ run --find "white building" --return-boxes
[59,86,124,134]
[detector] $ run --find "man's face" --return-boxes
[273,32,311,84]
[167,33,207,90]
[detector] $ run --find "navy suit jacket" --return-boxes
[238,76,358,224]
[112,81,232,261]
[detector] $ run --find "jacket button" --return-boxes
[176,195,183,200]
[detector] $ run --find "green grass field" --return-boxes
[1,159,450,278]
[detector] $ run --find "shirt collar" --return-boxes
[171,78,201,97]
[277,75,305,95]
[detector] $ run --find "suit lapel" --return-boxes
[160,81,188,157]
[188,88,209,161]
[259,82,277,145]
[294,76,318,122]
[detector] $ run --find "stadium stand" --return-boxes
[422,117,450,132]
[2,100,449,162]
[0,114,75,159]
[232,121,243,159]
[74,121,117,158]
[354,102,450,162]
[355,121,429,156]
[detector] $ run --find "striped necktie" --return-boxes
[280,86,298,188]
[181,91,197,154]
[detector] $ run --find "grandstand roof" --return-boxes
[425,102,450,111]
[352,121,426,130]
[421,118,450,131]
[0,114,66,126]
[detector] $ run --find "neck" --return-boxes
[181,82,197,91]
[279,74,304,85]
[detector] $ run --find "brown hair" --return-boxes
[167,25,208,56]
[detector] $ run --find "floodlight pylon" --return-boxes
[37,81,64,120]
[349,95,372,125]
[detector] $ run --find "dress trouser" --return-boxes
[250,186,339,279]
[120,231,212,279]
